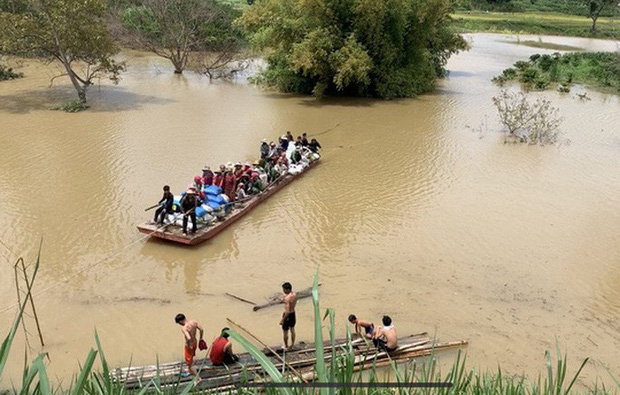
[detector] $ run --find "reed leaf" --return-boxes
[225,329,293,395]
[71,349,97,395]
[312,269,327,387]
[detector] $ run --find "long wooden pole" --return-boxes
[20,259,44,347]
[226,318,308,383]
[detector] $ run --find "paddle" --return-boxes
[145,203,161,211]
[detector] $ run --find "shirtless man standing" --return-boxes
[348,314,375,339]
[279,282,298,350]
[175,313,204,381]
[372,315,398,353]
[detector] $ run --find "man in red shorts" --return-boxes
[175,313,204,381]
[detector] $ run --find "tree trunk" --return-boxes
[590,17,597,33]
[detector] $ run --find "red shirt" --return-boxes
[209,336,229,365]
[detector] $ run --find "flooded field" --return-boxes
[0,33,618,386]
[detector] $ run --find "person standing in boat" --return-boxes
[348,314,374,340]
[202,165,214,186]
[174,313,205,381]
[213,165,226,188]
[279,135,289,152]
[372,315,398,353]
[154,185,174,225]
[260,138,270,159]
[223,169,236,202]
[209,328,240,366]
[301,133,309,147]
[180,188,199,235]
[280,282,298,350]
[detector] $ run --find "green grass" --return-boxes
[2,258,619,393]
[493,52,620,93]
[451,11,619,39]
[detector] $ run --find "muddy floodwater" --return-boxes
[0,33,618,386]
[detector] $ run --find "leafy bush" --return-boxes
[0,62,23,81]
[51,100,90,112]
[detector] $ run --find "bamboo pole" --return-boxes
[226,318,308,383]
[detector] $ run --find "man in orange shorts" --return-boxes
[175,313,205,381]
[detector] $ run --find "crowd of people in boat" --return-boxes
[151,133,321,236]
[174,282,397,381]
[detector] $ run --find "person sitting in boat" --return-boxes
[236,183,247,202]
[202,165,214,186]
[213,165,225,188]
[308,138,322,153]
[301,133,309,147]
[279,135,289,151]
[223,169,236,202]
[372,316,398,353]
[209,328,239,366]
[348,314,374,340]
[286,131,294,142]
[268,141,278,158]
[260,138,270,159]
[153,185,174,225]
[179,188,199,236]
[273,160,288,178]
[290,144,303,164]
[247,173,263,195]
[193,175,203,193]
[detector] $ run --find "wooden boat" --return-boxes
[114,333,467,391]
[137,159,320,245]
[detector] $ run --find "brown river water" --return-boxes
[0,33,618,387]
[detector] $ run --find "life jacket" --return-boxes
[209,337,229,365]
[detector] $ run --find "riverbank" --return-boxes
[451,11,619,39]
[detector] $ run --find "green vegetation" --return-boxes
[0,60,22,81]
[453,0,618,16]
[2,262,619,393]
[51,100,91,113]
[493,52,620,93]
[451,11,618,38]
[239,0,468,99]
[0,0,125,103]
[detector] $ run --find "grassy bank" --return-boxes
[451,11,619,39]
[493,52,620,93]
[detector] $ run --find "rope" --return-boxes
[0,232,154,315]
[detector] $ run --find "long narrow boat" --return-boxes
[137,158,320,245]
[114,333,468,391]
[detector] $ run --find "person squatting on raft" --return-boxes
[180,187,199,236]
[348,314,374,340]
[175,313,205,381]
[372,315,398,353]
[154,185,174,225]
[209,328,240,366]
[279,282,298,350]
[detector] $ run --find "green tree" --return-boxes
[0,0,125,103]
[584,0,617,32]
[240,0,467,98]
[120,0,242,74]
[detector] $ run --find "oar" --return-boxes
[145,203,161,211]
[224,293,256,306]
[226,318,308,383]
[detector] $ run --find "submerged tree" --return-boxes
[120,0,243,74]
[240,0,467,99]
[492,90,562,145]
[0,0,125,103]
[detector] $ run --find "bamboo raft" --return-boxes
[115,333,467,390]
[137,159,320,245]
